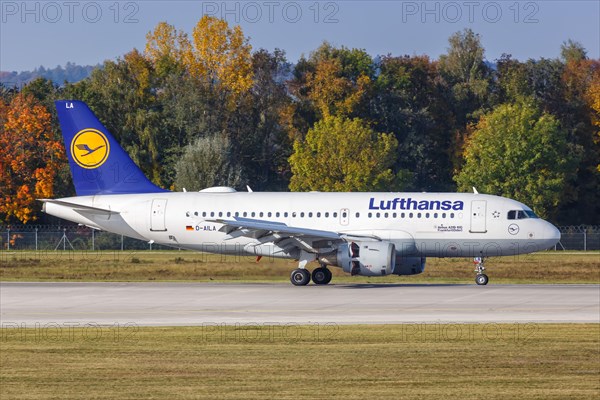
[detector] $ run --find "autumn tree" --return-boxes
[184,16,253,96]
[286,43,375,138]
[0,94,65,223]
[455,101,577,219]
[289,116,398,192]
[144,21,190,76]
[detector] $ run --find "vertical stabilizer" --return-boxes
[55,100,167,196]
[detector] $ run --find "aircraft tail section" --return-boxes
[55,100,167,196]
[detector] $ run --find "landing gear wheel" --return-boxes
[312,267,332,285]
[290,268,311,286]
[475,274,489,286]
[473,257,489,286]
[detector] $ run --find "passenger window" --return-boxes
[308,212,313,217]
[300,212,305,218]
[425,213,430,218]
[276,212,280,217]
[251,212,256,217]
[243,212,248,217]
[267,212,272,217]
[355,212,360,218]
[325,212,329,217]
[417,213,422,218]
[210,212,215,217]
[317,212,321,217]
[333,212,338,218]
[227,212,231,217]
[392,213,397,218]
[450,213,455,218]
[218,212,223,217]
[409,213,413,218]
[284,212,289,217]
[259,212,264,217]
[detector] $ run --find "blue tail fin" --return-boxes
[55,100,168,196]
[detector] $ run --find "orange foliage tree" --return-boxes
[0,94,65,223]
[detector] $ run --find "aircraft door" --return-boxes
[340,208,350,226]
[150,198,168,231]
[470,200,487,233]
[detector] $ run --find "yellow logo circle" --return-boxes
[70,129,110,169]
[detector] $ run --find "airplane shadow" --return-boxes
[329,283,472,289]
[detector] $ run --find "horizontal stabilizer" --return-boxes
[39,199,119,215]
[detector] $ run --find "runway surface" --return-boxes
[1,282,598,326]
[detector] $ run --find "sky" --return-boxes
[1,0,599,72]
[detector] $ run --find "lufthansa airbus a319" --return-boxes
[42,100,561,286]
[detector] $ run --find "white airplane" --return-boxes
[42,100,561,286]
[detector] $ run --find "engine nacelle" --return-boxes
[393,256,426,275]
[332,242,396,277]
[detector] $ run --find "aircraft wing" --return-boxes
[206,217,380,253]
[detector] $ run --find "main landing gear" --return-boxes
[290,266,332,286]
[473,257,489,286]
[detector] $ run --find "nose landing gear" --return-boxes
[473,257,489,285]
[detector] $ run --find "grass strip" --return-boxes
[1,323,598,399]
[1,250,599,283]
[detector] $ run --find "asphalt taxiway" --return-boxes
[1,282,598,326]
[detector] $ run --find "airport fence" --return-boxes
[0,224,599,252]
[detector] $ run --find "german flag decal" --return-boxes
[186,226,194,231]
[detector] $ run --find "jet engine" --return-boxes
[319,241,426,277]
[320,241,396,276]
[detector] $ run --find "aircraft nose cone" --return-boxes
[543,222,561,248]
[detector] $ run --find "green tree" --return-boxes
[561,39,587,63]
[371,55,454,191]
[439,28,491,119]
[174,135,243,191]
[289,116,399,192]
[455,101,578,219]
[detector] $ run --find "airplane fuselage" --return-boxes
[44,191,560,259]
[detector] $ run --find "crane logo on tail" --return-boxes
[70,129,110,169]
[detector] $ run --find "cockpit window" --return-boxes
[524,210,539,219]
[507,210,539,220]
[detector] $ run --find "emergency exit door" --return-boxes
[150,199,168,231]
[470,200,487,233]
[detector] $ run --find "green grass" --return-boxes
[1,250,598,283]
[1,324,598,399]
